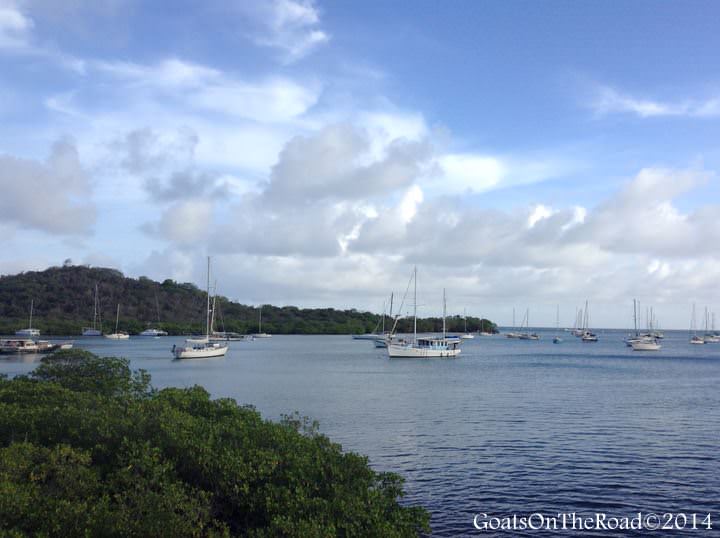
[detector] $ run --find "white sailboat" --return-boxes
[105,304,130,340]
[628,301,661,350]
[387,268,461,359]
[460,308,475,339]
[15,299,41,337]
[580,300,598,342]
[690,304,705,345]
[82,284,103,336]
[140,293,168,336]
[517,308,539,340]
[253,306,272,338]
[172,257,228,359]
[506,307,521,338]
[552,304,562,344]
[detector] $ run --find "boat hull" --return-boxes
[82,328,102,336]
[104,333,130,340]
[352,334,381,340]
[387,343,461,358]
[632,341,661,351]
[173,343,228,359]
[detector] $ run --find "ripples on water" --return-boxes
[1,330,719,536]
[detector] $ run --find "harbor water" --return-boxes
[1,329,719,536]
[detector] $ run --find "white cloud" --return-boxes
[0,1,33,49]
[591,85,720,118]
[436,154,505,194]
[241,0,330,63]
[145,200,214,245]
[95,58,321,124]
[0,139,96,235]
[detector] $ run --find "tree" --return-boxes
[0,350,430,537]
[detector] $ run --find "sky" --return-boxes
[2,0,720,329]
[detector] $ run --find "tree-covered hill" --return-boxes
[0,264,496,336]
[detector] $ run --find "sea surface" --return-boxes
[1,329,719,536]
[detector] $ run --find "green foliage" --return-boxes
[0,352,430,537]
[0,265,495,336]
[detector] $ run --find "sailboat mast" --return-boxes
[633,299,638,336]
[382,300,386,334]
[259,306,262,333]
[205,257,211,338]
[442,288,447,339]
[211,280,218,334]
[115,304,120,333]
[29,299,33,330]
[93,284,98,330]
[413,266,417,344]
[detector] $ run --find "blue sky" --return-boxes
[2,0,720,329]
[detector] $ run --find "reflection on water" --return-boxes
[1,330,719,536]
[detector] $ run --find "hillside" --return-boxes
[0,264,496,336]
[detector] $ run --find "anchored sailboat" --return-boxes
[105,304,130,340]
[15,299,40,337]
[172,257,229,359]
[387,267,461,359]
[82,284,103,336]
[253,306,272,338]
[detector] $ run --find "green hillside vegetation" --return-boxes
[0,350,430,536]
[0,264,497,336]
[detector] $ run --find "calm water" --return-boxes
[2,329,719,536]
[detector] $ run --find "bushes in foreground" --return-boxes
[0,350,429,537]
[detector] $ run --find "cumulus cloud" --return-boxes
[0,139,96,235]
[202,123,432,257]
[264,123,432,204]
[113,127,231,203]
[143,200,214,245]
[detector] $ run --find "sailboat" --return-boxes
[506,307,521,338]
[172,257,229,359]
[702,307,719,343]
[460,308,475,339]
[82,284,103,336]
[387,268,461,358]
[518,309,539,340]
[104,304,130,340]
[140,293,168,337]
[15,299,41,337]
[690,304,705,345]
[630,300,661,351]
[253,306,272,338]
[353,300,390,341]
[552,305,562,344]
[374,294,393,348]
[580,300,598,342]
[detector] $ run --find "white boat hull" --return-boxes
[173,343,228,359]
[15,328,40,337]
[104,333,130,340]
[632,341,661,351]
[139,329,168,336]
[387,343,461,358]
